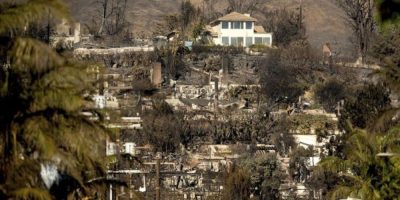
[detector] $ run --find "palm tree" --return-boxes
[314,127,400,200]
[0,1,108,199]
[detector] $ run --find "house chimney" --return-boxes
[74,22,81,43]
[244,13,250,17]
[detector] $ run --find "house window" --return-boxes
[231,37,244,46]
[246,22,252,29]
[232,21,243,29]
[222,21,229,29]
[254,37,263,44]
[222,37,229,45]
[263,37,271,45]
[246,37,253,47]
[237,37,244,46]
[231,37,238,46]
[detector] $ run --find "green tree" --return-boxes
[141,100,186,152]
[241,154,283,199]
[222,165,252,200]
[288,147,314,187]
[0,1,108,199]
[315,128,400,200]
[259,46,311,104]
[314,78,348,112]
[307,171,341,199]
[271,116,296,156]
[340,83,391,129]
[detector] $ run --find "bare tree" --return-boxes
[262,8,306,46]
[97,0,108,35]
[180,0,198,34]
[226,0,266,15]
[154,14,180,36]
[96,0,128,35]
[108,0,128,35]
[155,1,201,38]
[203,0,223,22]
[336,0,375,63]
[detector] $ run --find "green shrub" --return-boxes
[191,45,244,54]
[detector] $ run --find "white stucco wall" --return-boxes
[293,135,322,166]
[211,22,272,47]
[123,142,137,155]
[293,135,322,148]
[106,141,117,156]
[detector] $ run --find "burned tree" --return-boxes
[203,0,221,22]
[336,0,375,63]
[155,1,201,39]
[180,0,198,34]
[262,8,306,46]
[97,0,108,35]
[96,0,129,35]
[226,0,266,15]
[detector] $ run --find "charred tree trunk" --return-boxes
[98,0,109,35]
[336,0,375,63]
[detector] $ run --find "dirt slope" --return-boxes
[66,0,353,53]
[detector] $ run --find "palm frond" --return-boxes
[380,126,400,153]
[346,130,376,164]
[9,37,64,70]
[368,108,400,133]
[0,0,70,34]
[328,185,352,200]
[316,156,350,174]
[17,117,57,159]
[0,0,110,199]
[328,179,375,200]
[11,187,52,200]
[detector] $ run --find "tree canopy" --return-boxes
[0,1,109,199]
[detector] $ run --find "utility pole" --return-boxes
[155,152,162,200]
[299,0,303,32]
[202,0,205,20]
[46,11,51,44]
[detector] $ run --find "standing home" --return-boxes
[207,12,272,47]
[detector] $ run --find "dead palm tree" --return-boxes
[0,1,109,199]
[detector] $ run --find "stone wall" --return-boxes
[74,50,158,68]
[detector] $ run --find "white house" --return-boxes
[106,141,138,156]
[93,94,119,109]
[122,142,137,155]
[207,12,272,47]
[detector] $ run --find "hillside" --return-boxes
[66,0,353,54]
[267,0,353,54]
